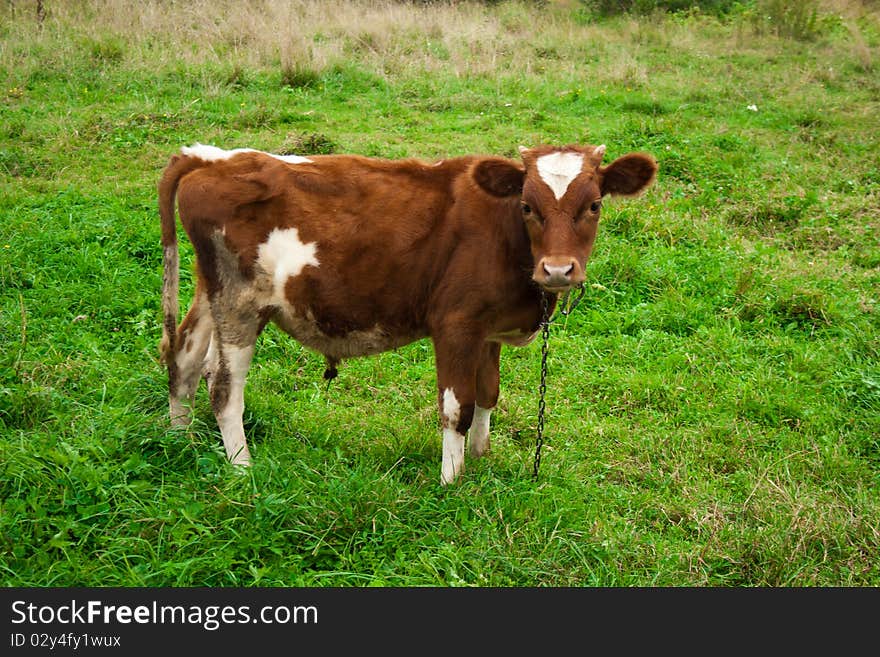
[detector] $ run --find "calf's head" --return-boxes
[474,144,658,293]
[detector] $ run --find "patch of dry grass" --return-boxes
[3,0,876,91]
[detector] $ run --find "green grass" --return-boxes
[1,0,878,586]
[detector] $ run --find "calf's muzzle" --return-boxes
[534,256,584,292]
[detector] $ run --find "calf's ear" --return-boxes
[599,152,658,197]
[473,158,526,197]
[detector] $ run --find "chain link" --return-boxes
[532,293,551,480]
[532,283,586,481]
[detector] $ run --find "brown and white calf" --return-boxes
[159,142,656,484]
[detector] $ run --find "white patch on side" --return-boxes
[442,388,461,428]
[181,143,312,164]
[256,227,319,306]
[468,405,493,457]
[536,151,585,200]
[441,427,465,485]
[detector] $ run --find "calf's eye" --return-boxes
[521,203,532,215]
[590,200,602,213]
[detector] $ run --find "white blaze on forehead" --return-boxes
[536,151,585,200]
[181,143,312,164]
[257,227,319,305]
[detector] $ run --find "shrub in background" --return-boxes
[751,0,820,40]
[581,0,746,16]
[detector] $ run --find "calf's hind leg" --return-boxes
[166,287,213,427]
[207,310,265,467]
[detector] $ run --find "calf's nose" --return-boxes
[537,257,581,289]
[543,262,574,280]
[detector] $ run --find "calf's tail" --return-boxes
[157,153,206,374]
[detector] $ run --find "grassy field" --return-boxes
[1,0,878,586]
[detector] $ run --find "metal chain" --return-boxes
[532,292,551,480]
[532,283,586,481]
[554,283,587,321]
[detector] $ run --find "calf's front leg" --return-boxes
[469,341,500,457]
[432,331,482,485]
